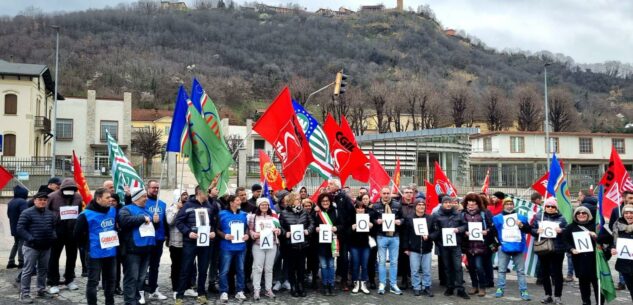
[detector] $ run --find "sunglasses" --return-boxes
[545,205,557,208]
[577,211,588,215]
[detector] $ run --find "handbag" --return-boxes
[533,238,555,255]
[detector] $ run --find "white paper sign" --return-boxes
[139,222,155,237]
[572,231,593,253]
[259,229,274,249]
[197,225,210,246]
[231,222,245,243]
[195,208,209,227]
[616,238,633,260]
[255,218,273,233]
[382,213,395,232]
[468,222,484,241]
[356,214,370,232]
[540,221,559,239]
[319,224,332,243]
[99,230,119,249]
[442,228,457,246]
[290,224,304,244]
[412,218,428,236]
[60,206,79,220]
[502,213,522,242]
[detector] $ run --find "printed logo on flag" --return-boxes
[263,162,280,183]
[332,131,355,172]
[273,120,304,165]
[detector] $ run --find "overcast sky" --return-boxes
[2,0,631,64]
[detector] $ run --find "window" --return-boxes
[546,137,559,153]
[510,136,525,153]
[94,149,110,172]
[254,139,266,150]
[483,137,492,152]
[613,138,625,154]
[164,126,170,135]
[579,138,593,154]
[3,134,16,156]
[100,121,119,142]
[4,94,17,115]
[56,119,73,140]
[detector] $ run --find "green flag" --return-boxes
[182,102,233,191]
[554,180,574,224]
[596,185,617,302]
[106,130,144,200]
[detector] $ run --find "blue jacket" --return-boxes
[492,210,531,254]
[145,198,167,241]
[218,209,248,251]
[176,197,217,244]
[8,185,29,236]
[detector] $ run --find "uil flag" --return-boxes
[259,150,284,191]
[434,162,457,197]
[166,85,190,153]
[253,87,314,189]
[310,180,329,204]
[425,180,439,214]
[481,168,490,195]
[368,153,391,202]
[599,146,633,221]
[392,158,401,194]
[531,172,549,197]
[323,114,369,186]
[341,116,369,183]
[72,151,92,208]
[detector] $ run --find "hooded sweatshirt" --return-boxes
[8,185,29,236]
[47,178,83,234]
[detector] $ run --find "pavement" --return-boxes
[0,250,631,305]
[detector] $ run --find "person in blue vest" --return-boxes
[217,194,249,302]
[73,188,118,305]
[118,186,158,305]
[143,180,168,302]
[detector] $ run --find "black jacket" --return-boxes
[312,206,341,257]
[333,191,355,240]
[563,222,596,278]
[580,196,598,221]
[612,218,633,274]
[8,185,29,236]
[279,206,315,249]
[176,197,218,243]
[531,211,568,253]
[402,213,434,254]
[74,200,112,249]
[117,203,158,255]
[17,206,57,250]
[371,199,405,236]
[429,207,467,246]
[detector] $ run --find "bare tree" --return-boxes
[287,75,314,106]
[447,82,473,128]
[224,134,243,161]
[132,127,163,177]
[344,87,368,135]
[369,82,390,133]
[548,87,575,132]
[399,78,430,130]
[483,86,512,131]
[391,97,408,132]
[514,84,542,131]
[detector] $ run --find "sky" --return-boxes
[2,0,631,64]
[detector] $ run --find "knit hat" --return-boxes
[441,196,452,203]
[493,191,505,200]
[256,197,270,206]
[48,177,62,186]
[251,184,262,192]
[544,197,558,208]
[33,191,49,199]
[573,206,593,222]
[131,186,147,202]
[502,198,514,206]
[622,205,633,214]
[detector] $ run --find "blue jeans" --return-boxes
[497,251,527,291]
[319,256,335,285]
[566,252,574,276]
[466,253,487,289]
[350,246,370,281]
[409,251,432,290]
[377,235,399,286]
[219,249,245,293]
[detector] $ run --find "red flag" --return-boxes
[425,179,439,214]
[368,153,391,202]
[434,162,458,197]
[531,172,550,197]
[599,146,633,218]
[481,168,490,195]
[340,116,369,182]
[392,158,401,194]
[258,150,284,191]
[73,151,92,208]
[323,114,369,186]
[310,180,329,203]
[0,165,13,190]
[253,87,314,189]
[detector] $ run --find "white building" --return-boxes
[0,59,58,158]
[55,90,132,174]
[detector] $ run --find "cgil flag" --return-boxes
[310,179,329,205]
[547,154,573,223]
[72,151,92,208]
[599,146,633,222]
[425,179,439,214]
[323,114,369,186]
[434,162,458,197]
[340,116,369,183]
[292,101,334,179]
[107,130,144,200]
[368,153,391,202]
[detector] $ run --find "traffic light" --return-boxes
[333,70,348,96]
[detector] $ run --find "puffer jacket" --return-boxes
[176,197,218,244]
[166,202,183,247]
[371,199,405,236]
[332,191,355,241]
[8,185,29,236]
[462,209,493,255]
[402,213,434,254]
[429,207,467,246]
[17,206,57,250]
[531,211,568,253]
[47,178,83,234]
[248,213,281,245]
[279,205,314,250]
[613,218,633,274]
[492,210,531,253]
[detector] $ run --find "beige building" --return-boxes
[0,59,59,158]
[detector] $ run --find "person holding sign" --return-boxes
[610,205,633,301]
[403,199,434,297]
[328,179,356,292]
[216,195,249,302]
[461,194,493,297]
[248,198,281,300]
[563,206,604,305]
[73,188,118,305]
[430,197,469,299]
[144,180,169,301]
[117,186,158,305]
[349,201,373,295]
[313,193,341,296]
[371,187,405,295]
[531,198,568,305]
[279,193,315,298]
[46,178,83,294]
[174,186,217,305]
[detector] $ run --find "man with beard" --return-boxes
[398,187,415,290]
[144,180,168,302]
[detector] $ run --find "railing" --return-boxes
[34,116,51,133]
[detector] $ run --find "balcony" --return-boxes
[34,116,51,133]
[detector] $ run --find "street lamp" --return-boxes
[544,63,551,169]
[50,25,60,177]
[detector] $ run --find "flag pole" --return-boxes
[155,155,167,211]
[179,154,186,194]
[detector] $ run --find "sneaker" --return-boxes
[520,290,531,301]
[553,297,563,305]
[414,289,421,296]
[264,290,275,298]
[48,286,60,294]
[423,287,434,297]
[272,281,282,291]
[495,288,504,298]
[220,292,228,303]
[282,281,291,291]
[253,289,260,300]
[378,283,385,295]
[564,275,574,282]
[173,292,177,300]
[19,294,33,304]
[541,296,553,304]
[235,291,247,301]
[67,282,79,291]
[390,285,403,295]
[139,291,146,304]
[149,290,168,300]
[196,295,208,304]
[184,289,198,297]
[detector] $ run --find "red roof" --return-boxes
[132,109,172,121]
